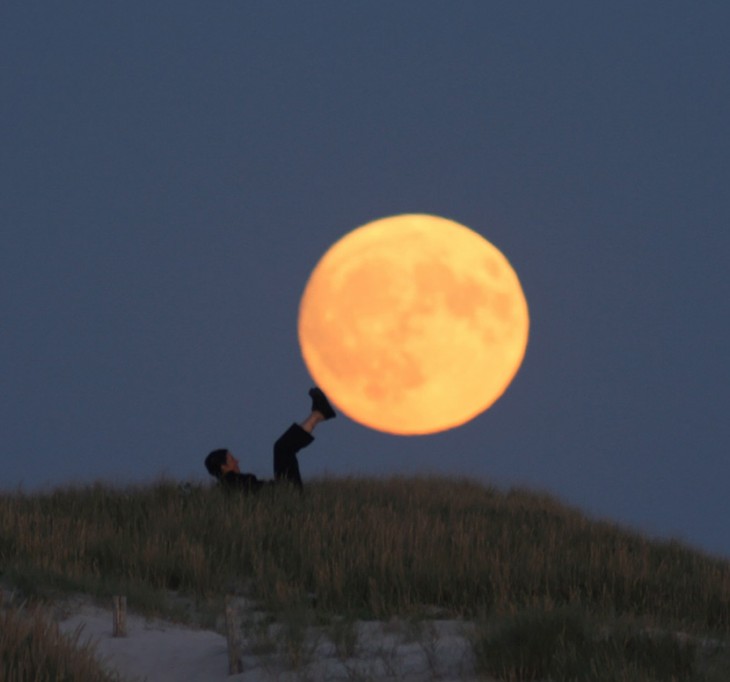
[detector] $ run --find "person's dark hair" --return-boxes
[205,448,229,479]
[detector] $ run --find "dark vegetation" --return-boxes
[1,477,728,680]
[0,592,122,682]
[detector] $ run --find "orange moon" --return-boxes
[298,214,529,435]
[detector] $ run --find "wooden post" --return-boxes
[224,595,243,674]
[112,596,127,637]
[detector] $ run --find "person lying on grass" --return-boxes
[204,387,336,493]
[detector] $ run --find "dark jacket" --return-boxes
[220,472,269,494]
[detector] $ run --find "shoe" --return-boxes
[309,387,336,420]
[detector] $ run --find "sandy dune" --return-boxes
[58,598,488,681]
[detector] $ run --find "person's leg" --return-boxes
[273,424,314,489]
[273,388,336,489]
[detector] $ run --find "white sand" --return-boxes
[57,597,489,681]
[59,603,229,682]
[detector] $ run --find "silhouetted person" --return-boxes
[204,387,336,492]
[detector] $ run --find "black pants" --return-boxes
[273,423,314,490]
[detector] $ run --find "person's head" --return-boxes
[204,449,240,479]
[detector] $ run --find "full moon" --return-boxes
[298,214,529,435]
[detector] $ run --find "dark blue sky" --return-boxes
[2,3,728,558]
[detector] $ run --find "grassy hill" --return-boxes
[1,477,729,680]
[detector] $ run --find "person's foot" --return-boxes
[309,387,337,420]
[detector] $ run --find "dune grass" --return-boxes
[471,604,729,681]
[1,476,729,679]
[0,592,123,682]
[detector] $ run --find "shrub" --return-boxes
[0,593,122,682]
[472,606,707,681]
